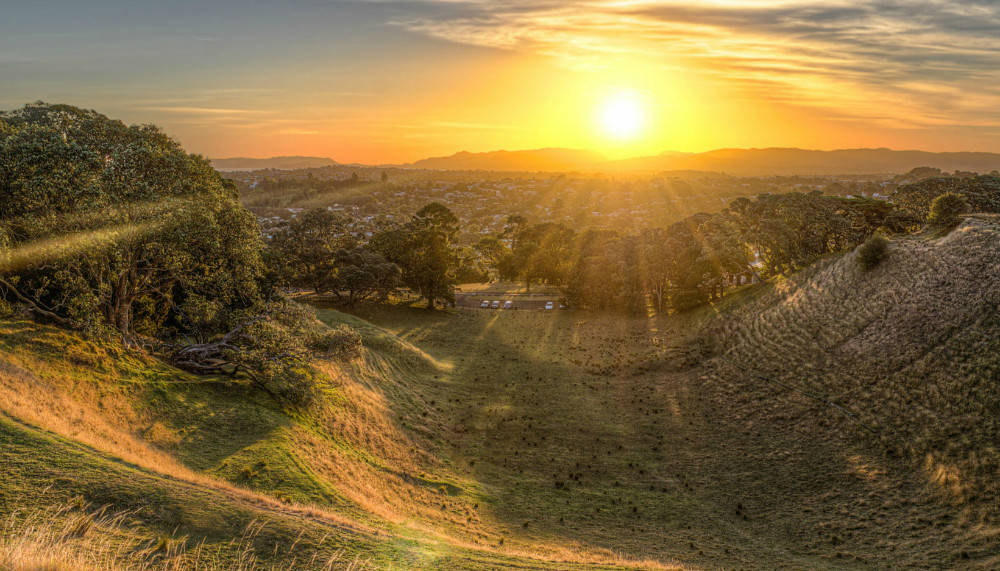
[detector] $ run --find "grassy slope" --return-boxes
[0,317,656,569]
[3,218,1000,570]
[331,218,1000,570]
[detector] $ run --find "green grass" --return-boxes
[4,220,1000,569]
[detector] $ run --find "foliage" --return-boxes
[492,219,577,290]
[371,202,461,308]
[268,208,355,293]
[168,300,359,407]
[893,175,1000,220]
[308,323,363,358]
[559,192,896,312]
[326,247,400,306]
[0,103,265,339]
[669,289,709,312]
[857,235,889,270]
[926,192,968,226]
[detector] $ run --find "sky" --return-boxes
[3,0,1000,163]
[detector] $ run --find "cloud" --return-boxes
[380,0,1000,130]
[135,106,273,115]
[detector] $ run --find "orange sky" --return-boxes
[5,1,1000,163]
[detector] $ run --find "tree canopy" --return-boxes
[0,103,265,339]
[371,202,461,308]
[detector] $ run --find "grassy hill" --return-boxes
[3,218,1000,569]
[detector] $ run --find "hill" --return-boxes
[690,216,1000,567]
[403,147,1000,175]
[211,156,338,171]
[4,218,1000,569]
[407,148,606,172]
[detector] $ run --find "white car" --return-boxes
[491,300,500,309]
[480,300,490,308]
[544,301,554,310]
[503,300,513,309]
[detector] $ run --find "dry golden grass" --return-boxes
[0,318,680,569]
[0,326,378,539]
[0,502,367,571]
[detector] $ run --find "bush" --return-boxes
[309,324,362,359]
[927,192,968,226]
[857,235,889,270]
[670,289,708,312]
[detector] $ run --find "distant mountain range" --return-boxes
[608,148,1000,176]
[402,147,1000,176]
[213,148,1000,176]
[210,156,338,171]
[406,148,607,172]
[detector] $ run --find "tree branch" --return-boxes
[0,276,74,326]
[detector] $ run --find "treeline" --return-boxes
[270,172,1000,314]
[472,192,913,311]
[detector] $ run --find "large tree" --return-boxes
[0,103,265,340]
[372,202,461,309]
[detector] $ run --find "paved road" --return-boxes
[454,293,561,310]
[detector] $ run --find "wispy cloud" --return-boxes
[135,106,274,115]
[383,0,1000,129]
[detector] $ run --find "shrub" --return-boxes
[670,289,708,312]
[927,192,969,226]
[857,235,889,270]
[309,324,362,359]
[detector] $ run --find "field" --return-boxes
[2,219,1000,569]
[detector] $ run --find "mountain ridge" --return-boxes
[210,155,338,171]
[211,148,1000,176]
[403,146,1000,175]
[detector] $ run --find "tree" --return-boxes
[927,192,968,226]
[474,236,511,281]
[372,202,461,309]
[326,247,400,305]
[268,208,354,293]
[515,222,575,290]
[167,300,361,407]
[639,228,672,312]
[0,103,265,339]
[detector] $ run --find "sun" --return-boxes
[598,91,645,140]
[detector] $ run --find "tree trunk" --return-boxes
[105,271,134,337]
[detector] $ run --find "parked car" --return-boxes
[544,301,554,310]
[491,300,500,309]
[559,303,568,310]
[503,300,513,309]
[480,300,490,308]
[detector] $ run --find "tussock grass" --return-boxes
[0,502,366,570]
